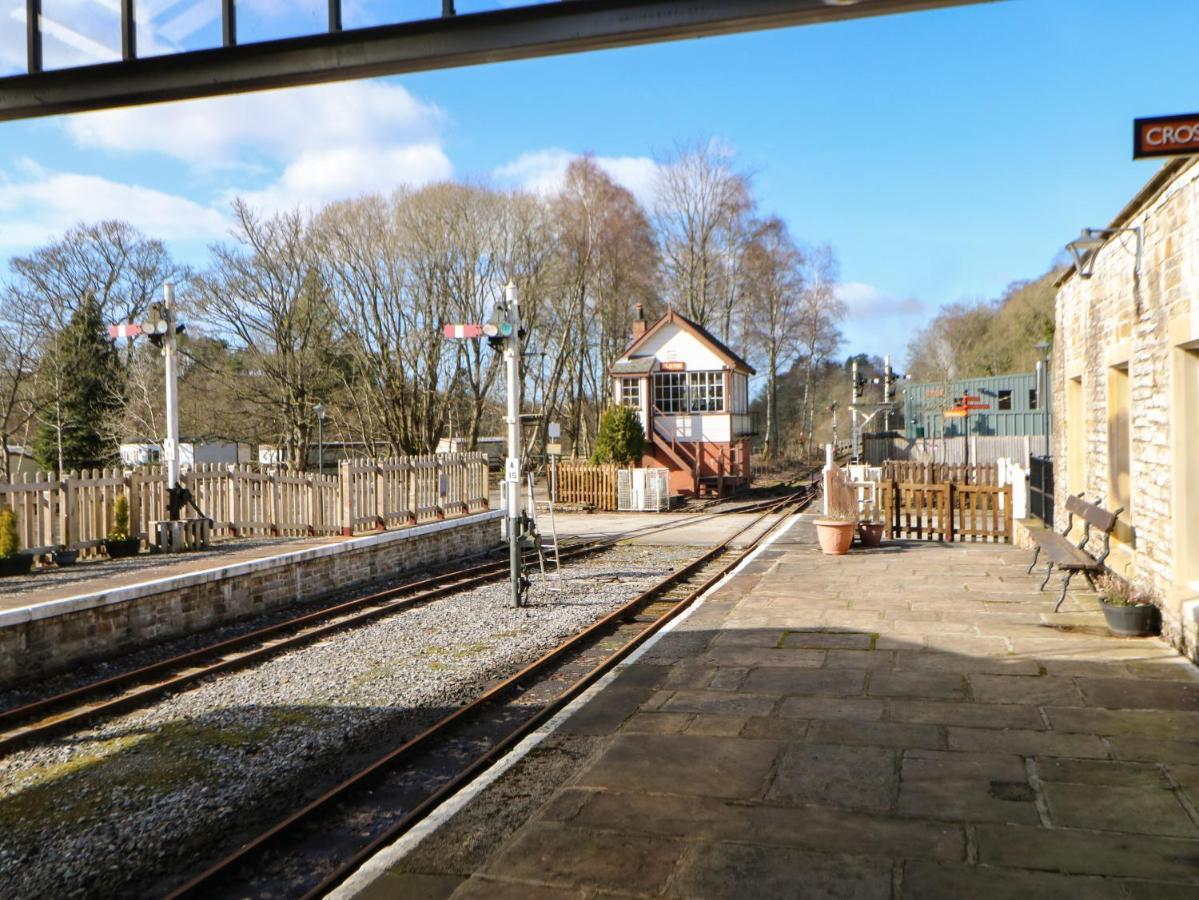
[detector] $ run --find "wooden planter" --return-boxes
[0,553,34,577]
[104,538,141,559]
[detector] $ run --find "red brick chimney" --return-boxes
[632,303,647,340]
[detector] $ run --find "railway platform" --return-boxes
[338,514,1199,899]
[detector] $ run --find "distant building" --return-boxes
[437,436,505,468]
[610,305,756,496]
[119,439,252,469]
[902,371,1051,440]
[2,445,39,479]
[1054,155,1199,659]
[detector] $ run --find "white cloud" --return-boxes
[494,148,660,208]
[64,80,448,171]
[61,79,453,213]
[836,281,924,320]
[229,143,452,211]
[0,161,227,248]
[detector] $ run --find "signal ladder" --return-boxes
[527,474,562,591]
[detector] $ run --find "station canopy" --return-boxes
[0,0,996,121]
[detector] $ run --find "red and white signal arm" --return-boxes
[108,323,143,339]
[444,324,484,339]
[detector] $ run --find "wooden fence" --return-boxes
[882,461,1000,486]
[0,452,489,556]
[880,481,1012,543]
[554,463,621,510]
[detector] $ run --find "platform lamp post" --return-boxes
[313,403,326,476]
[1034,340,1051,458]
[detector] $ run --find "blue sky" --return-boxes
[1,0,1195,365]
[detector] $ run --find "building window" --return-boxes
[1029,388,1039,410]
[997,389,1012,411]
[653,371,726,414]
[620,377,641,408]
[1067,376,1084,494]
[654,372,687,413]
[689,371,725,412]
[1108,364,1131,516]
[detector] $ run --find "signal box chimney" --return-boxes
[632,303,647,339]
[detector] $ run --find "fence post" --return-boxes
[268,469,280,536]
[947,483,956,543]
[339,460,352,536]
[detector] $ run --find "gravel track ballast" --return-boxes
[0,543,697,898]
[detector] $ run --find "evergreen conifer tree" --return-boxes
[591,406,645,466]
[32,293,121,473]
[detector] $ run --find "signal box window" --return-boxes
[997,390,1012,411]
[1029,388,1039,410]
[620,377,641,408]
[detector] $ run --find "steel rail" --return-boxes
[0,489,811,754]
[165,486,814,899]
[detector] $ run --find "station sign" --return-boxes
[1134,113,1199,159]
[546,442,562,456]
[660,361,686,372]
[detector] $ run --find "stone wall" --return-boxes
[0,511,503,688]
[1054,157,1199,659]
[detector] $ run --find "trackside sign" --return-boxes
[1134,113,1199,159]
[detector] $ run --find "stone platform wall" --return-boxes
[0,511,502,688]
[1054,156,1199,661]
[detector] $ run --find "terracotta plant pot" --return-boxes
[1101,600,1159,637]
[814,519,856,555]
[104,538,141,559]
[858,522,885,547]
[0,553,34,577]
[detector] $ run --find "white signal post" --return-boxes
[163,283,181,510]
[503,282,524,610]
[443,282,527,608]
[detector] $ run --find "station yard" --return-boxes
[342,515,1199,899]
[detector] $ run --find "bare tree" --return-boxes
[0,288,42,480]
[193,200,339,470]
[539,157,658,459]
[795,244,845,454]
[654,139,752,331]
[8,220,185,329]
[744,217,805,459]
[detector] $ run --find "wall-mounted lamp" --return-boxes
[1065,227,1143,280]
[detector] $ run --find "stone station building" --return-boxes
[1054,156,1199,660]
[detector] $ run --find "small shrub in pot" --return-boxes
[1097,574,1158,637]
[0,506,33,576]
[104,495,140,559]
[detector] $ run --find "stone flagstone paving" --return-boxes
[360,517,1199,899]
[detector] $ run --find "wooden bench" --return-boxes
[1026,493,1122,612]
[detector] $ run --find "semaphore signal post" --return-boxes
[108,283,211,551]
[444,281,530,608]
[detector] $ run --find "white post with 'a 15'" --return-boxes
[504,282,523,608]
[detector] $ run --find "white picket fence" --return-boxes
[0,452,490,557]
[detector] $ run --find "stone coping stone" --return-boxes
[0,510,503,630]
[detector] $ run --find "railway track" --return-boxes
[164,486,814,899]
[0,491,811,755]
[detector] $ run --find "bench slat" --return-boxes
[1029,530,1100,569]
[1065,494,1119,533]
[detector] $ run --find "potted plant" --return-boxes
[52,546,79,567]
[0,506,33,576]
[859,518,886,547]
[1097,574,1158,637]
[814,498,858,555]
[104,495,140,559]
